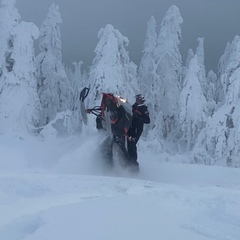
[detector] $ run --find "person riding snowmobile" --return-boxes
[127,94,150,168]
[84,92,133,166]
[80,88,149,172]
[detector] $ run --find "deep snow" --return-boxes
[0,133,240,240]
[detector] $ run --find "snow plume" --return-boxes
[40,110,82,140]
[193,36,240,167]
[1,133,240,240]
[88,24,138,107]
[0,0,41,136]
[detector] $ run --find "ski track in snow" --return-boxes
[0,135,240,240]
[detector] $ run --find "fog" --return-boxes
[16,0,240,72]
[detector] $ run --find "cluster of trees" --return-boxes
[0,0,82,137]
[1,0,240,167]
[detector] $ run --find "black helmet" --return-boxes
[135,94,145,104]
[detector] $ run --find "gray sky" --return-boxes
[16,0,240,72]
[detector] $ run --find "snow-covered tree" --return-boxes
[138,16,157,134]
[195,38,219,116]
[181,48,194,86]
[151,5,183,139]
[178,55,207,152]
[88,24,139,107]
[138,16,157,92]
[206,70,218,115]
[0,0,20,79]
[36,4,71,126]
[193,36,240,167]
[218,36,240,102]
[195,38,207,96]
[73,61,84,87]
[68,61,83,110]
[185,49,194,69]
[0,0,41,135]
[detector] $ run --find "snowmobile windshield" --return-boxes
[115,95,132,118]
[101,93,132,117]
[101,93,119,115]
[100,93,132,135]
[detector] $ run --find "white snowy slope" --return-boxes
[0,133,240,240]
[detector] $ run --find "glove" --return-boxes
[128,136,136,142]
[133,109,142,116]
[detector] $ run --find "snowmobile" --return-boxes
[80,87,138,172]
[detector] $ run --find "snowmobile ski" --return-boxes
[79,87,89,125]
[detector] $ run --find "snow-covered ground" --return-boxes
[0,133,240,240]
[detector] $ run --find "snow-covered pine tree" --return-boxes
[218,36,240,103]
[181,48,194,88]
[75,61,84,84]
[185,49,194,69]
[0,0,20,78]
[0,0,41,135]
[65,66,74,86]
[206,70,218,116]
[195,38,207,96]
[88,24,139,107]
[194,38,218,116]
[138,16,157,134]
[193,36,240,167]
[69,61,83,111]
[36,4,71,126]
[151,5,183,140]
[67,61,84,132]
[178,55,207,152]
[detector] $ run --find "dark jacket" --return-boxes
[128,102,150,142]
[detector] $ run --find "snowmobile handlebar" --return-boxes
[86,106,102,117]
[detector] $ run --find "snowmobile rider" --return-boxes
[127,94,150,166]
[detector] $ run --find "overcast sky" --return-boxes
[16,0,240,72]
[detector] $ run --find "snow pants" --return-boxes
[127,140,138,163]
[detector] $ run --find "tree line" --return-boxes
[1,1,239,167]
